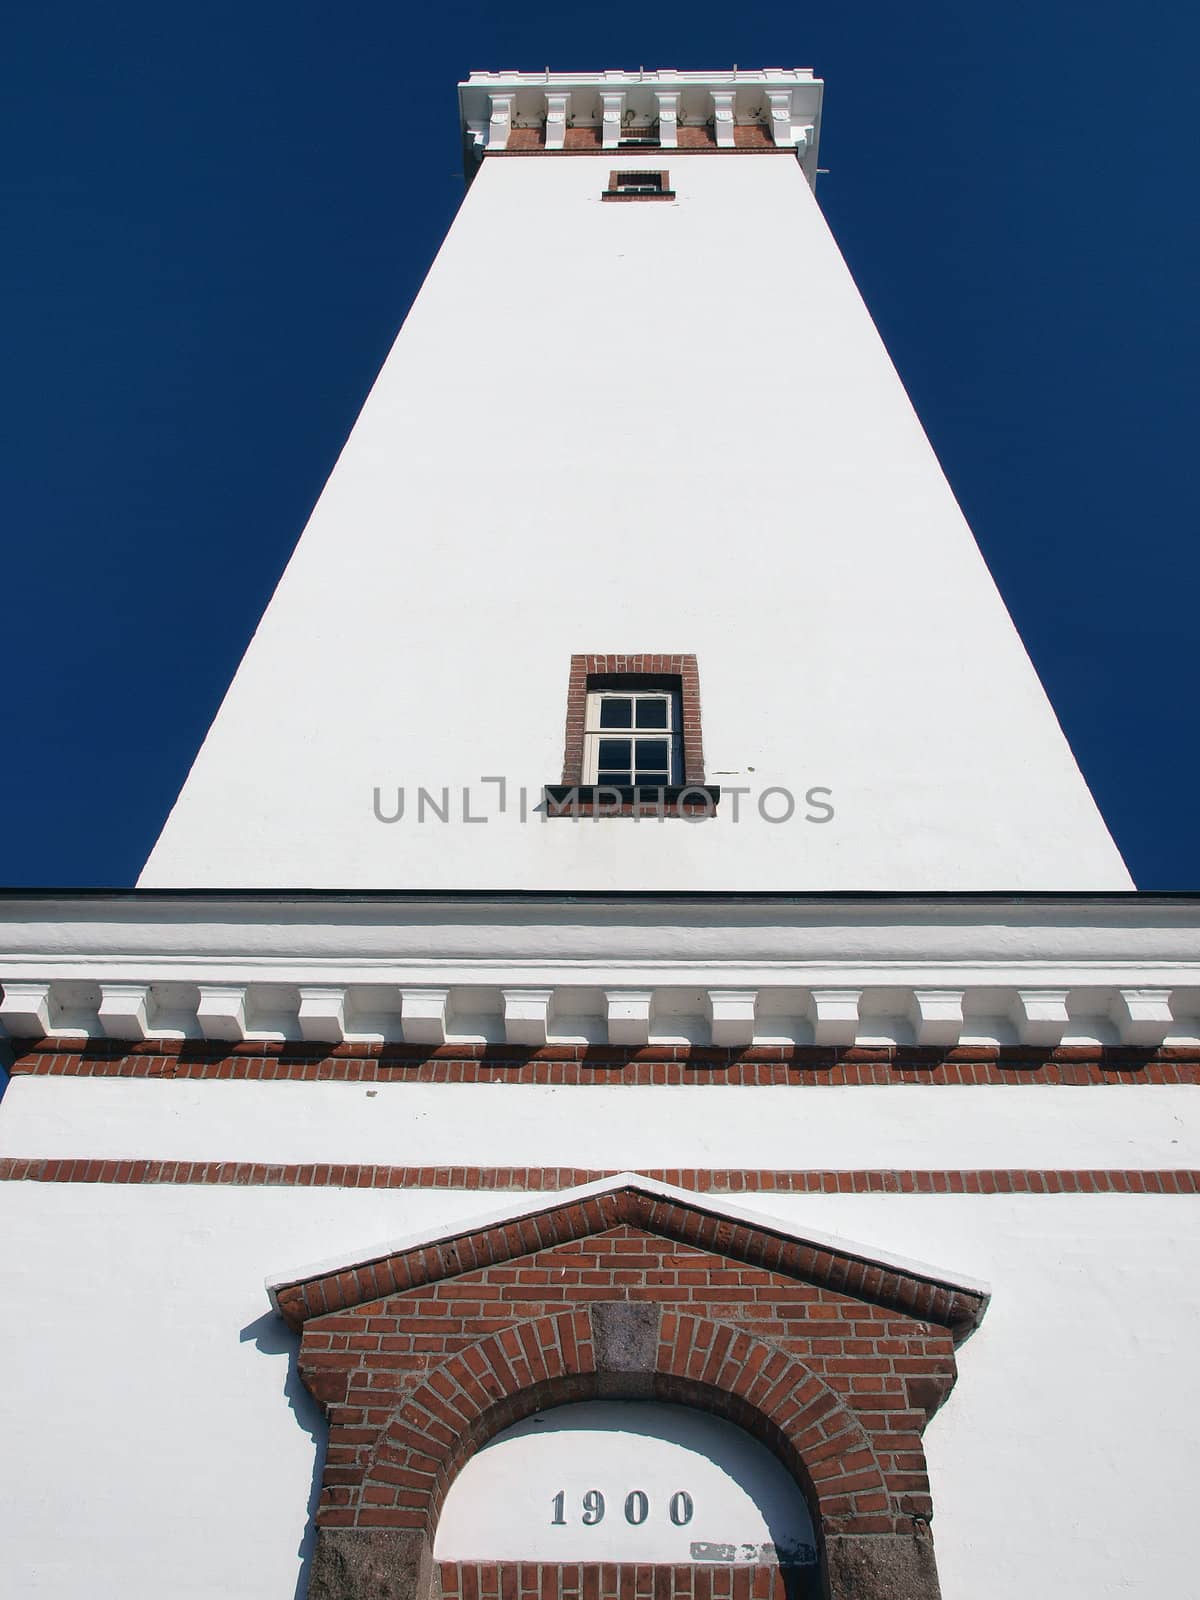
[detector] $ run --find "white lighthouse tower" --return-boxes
[137,66,1129,895]
[1,68,1197,1600]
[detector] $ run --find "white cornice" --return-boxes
[457,67,824,184]
[0,893,1198,1047]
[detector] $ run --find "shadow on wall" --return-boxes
[241,1309,328,1600]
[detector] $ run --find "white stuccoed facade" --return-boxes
[0,67,1195,1600]
[1,1181,1196,1600]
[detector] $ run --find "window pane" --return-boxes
[598,739,632,769]
[635,698,668,729]
[617,172,663,192]
[598,772,632,788]
[599,699,632,728]
[635,739,669,770]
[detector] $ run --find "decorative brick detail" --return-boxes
[3,1158,1196,1196]
[560,655,706,788]
[284,1184,970,1599]
[10,1038,1200,1086]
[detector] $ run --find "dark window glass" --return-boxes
[616,171,663,193]
[635,699,668,729]
[600,698,633,728]
[636,739,669,771]
[598,739,631,770]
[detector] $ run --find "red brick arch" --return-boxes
[287,1180,982,1600]
[363,1309,889,1543]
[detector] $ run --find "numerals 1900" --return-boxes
[551,1490,693,1527]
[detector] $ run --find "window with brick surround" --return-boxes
[602,170,675,201]
[547,654,719,815]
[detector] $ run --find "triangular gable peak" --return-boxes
[268,1172,989,1340]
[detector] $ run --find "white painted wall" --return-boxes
[1,1076,1195,1171]
[433,1401,816,1565]
[138,152,1129,892]
[0,1183,1194,1600]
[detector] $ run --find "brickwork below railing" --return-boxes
[9,1039,1200,1085]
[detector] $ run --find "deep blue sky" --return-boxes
[3,3,1197,889]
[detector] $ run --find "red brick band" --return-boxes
[438,1563,796,1600]
[10,1040,1200,1085]
[499,126,784,154]
[1,1159,1195,1194]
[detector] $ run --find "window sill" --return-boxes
[544,784,720,817]
[601,190,676,201]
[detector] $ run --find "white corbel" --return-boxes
[765,89,795,147]
[1110,988,1174,1047]
[97,982,152,1042]
[711,90,736,148]
[655,91,679,148]
[487,93,515,151]
[708,989,757,1048]
[400,987,449,1046]
[601,91,625,150]
[1010,989,1071,1047]
[0,981,53,1037]
[606,989,652,1047]
[909,989,965,1048]
[196,984,247,1042]
[544,91,570,151]
[297,985,347,1045]
[808,989,861,1046]
[503,988,554,1047]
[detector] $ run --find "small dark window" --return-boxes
[602,170,675,202]
[615,171,663,194]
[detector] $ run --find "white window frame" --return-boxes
[582,687,683,786]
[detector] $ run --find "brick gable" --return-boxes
[277,1180,984,1600]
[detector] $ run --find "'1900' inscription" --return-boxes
[551,1491,694,1528]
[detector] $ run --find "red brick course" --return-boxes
[438,1565,794,1600]
[10,1038,1199,1085]
[1,1158,1195,1196]
[499,127,781,154]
